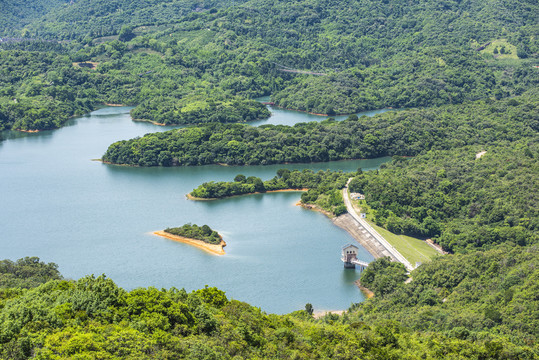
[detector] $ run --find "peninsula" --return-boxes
[154,224,226,256]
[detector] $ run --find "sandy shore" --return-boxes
[187,188,309,201]
[153,230,226,255]
[17,129,41,133]
[105,103,126,107]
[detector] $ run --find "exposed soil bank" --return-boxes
[354,280,375,298]
[153,230,226,255]
[104,103,126,107]
[17,129,41,133]
[132,118,167,126]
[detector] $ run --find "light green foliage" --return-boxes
[0,248,536,358]
[353,245,539,356]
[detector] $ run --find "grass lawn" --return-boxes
[479,39,520,60]
[365,219,440,265]
[350,198,440,265]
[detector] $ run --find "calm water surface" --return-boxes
[0,106,390,314]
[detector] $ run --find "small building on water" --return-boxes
[342,243,358,267]
[341,243,369,271]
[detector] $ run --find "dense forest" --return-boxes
[0,0,537,131]
[0,246,536,359]
[348,139,539,252]
[165,224,222,245]
[103,92,538,166]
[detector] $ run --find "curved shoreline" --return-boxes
[187,188,309,201]
[132,118,167,126]
[296,201,335,218]
[355,280,375,298]
[153,230,226,255]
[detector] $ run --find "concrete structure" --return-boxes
[341,244,369,271]
[343,178,415,271]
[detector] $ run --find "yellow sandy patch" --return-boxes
[153,230,226,255]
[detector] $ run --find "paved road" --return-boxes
[342,179,414,271]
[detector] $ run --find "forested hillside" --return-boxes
[102,92,538,166]
[0,0,65,34]
[349,139,539,252]
[0,0,537,130]
[0,247,536,359]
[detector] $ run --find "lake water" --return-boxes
[0,106,390,314]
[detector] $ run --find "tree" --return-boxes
[118,25,135,42]
[234,174,246,182]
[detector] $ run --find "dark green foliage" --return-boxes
[0,257,62,289]
[359,257,408,297]
[165,224,222,245]
[353,245,539,354]
[349,139,539,252]
[117,26,135,42]
[0,0,65,35]
[103,93,538,166]
[191,169,350,215]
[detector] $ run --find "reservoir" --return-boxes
[0,106,390,314]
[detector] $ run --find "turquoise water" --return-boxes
[0,106,389,314]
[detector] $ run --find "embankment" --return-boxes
[332,213,395,259]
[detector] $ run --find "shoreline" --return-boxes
[17,129,41,133]
[153,230,226,255]
[99,156,389,168]
[187,188,309,201]
[354,280,375,298]
[296,201,334,218]
[104,103,126,107]
[132,118,167,126]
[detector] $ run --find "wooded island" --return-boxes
[154,224,226,255]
